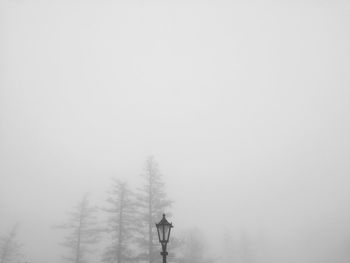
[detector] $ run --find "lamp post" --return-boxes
[156,214,173,263]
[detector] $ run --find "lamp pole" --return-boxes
[161,247,168,263]
[156,214,173,263]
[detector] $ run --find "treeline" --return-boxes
[57,156,172,263]
[58,156,214,263]
[0,156,213,263]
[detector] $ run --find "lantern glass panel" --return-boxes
[163,225,170,242]
[156,224,161,243]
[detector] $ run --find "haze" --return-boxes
[1,1,350,263]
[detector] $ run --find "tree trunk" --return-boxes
[117,188,124,263]
[75,210,83,263]
[148,173,153,263]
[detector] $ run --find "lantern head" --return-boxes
[156,214,173,246]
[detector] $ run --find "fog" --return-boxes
[1,0,350,263]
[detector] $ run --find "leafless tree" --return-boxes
[175,228,216,263]
[237,229,256,263]
[102,179,137,263]
[135,156,172,263]
[0,224,21,263]
[58,194,100,263]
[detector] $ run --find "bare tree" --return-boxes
[176,228,215,263]
[222,229,236,263]
[237,229,256,263]
[102,179,137,263]
[0,224,21,263]
[58,194,100,263]
[135,156,172,263]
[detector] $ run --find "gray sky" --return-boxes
[1,1,350,263]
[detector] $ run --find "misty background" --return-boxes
[1,0,350,263]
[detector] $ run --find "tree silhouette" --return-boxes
[135,156,172,263]
[102,179,137,263]
[58,194,100,263]
[0,224,21,263]
[176,228,215,263]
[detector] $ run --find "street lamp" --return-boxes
[156,214,173,263]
